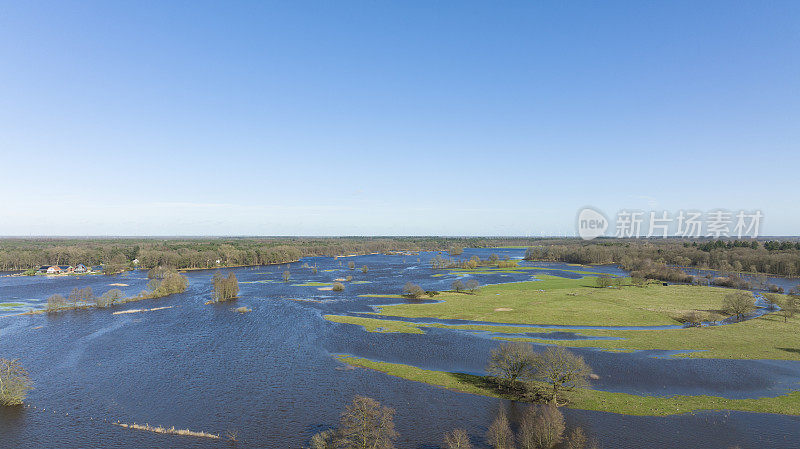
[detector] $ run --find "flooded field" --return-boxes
[1,249,798,448]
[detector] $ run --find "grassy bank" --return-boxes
[325,311,800,360]
[338,356,800,416]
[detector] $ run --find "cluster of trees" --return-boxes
[308,395,596,449]
[486,406,594,449]
[0,237,552,272]
[209,271,239,303]
[487,343,593,406]
[524,238,800,277]
[45,269,189,313]
[452,279,480,293]
[430,254,519,271]
[0,358,33,406]
[146,267,189,298]
[46,287,124,311]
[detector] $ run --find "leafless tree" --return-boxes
[487,342,537,387]
[533,347,593,406]
[0,359,33,406]
[723,291,755,321]
[443,428,472,449]
[517,404,565,449]
[486,409,515,449]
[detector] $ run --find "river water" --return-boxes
[1,248,798,448]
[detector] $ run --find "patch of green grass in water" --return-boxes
[292,282,333,287]
[337,355,800,416]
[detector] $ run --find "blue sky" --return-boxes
[0,1,798,236]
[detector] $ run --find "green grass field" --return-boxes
[377,276,732,326]
[325,276,800,360]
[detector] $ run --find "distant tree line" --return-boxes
[0,237,548,272]
[524,238,800,278]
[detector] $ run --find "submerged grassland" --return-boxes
[338,356,800,416]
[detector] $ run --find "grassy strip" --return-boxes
[113,422,220,439]
[338,356,800,416]
[324,315,425,334]
[377,277,732,326]
[325,312,800,360]
[495,311,800,360]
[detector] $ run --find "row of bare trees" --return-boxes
[309,395,597,449]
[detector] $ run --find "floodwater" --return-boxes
[1,249,798,448]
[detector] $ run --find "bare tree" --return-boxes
[780,295,799,323]
[517,404,565,449]
[452,280,465,293]
[466,279,479,293]
[402,282,425,299]
[533,347,593,406]
[595,275,613,288]
[443,428,472,449]
[564,427,588,449]
[0,359,33,406]
[45,294,67,312]
[486,409,515,449]
[723,291,755,321]
[336,396,398,449]
[309,429,336,449]
[487,342,537,387]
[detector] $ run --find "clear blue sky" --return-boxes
[1,1,797,236]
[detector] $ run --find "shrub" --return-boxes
[332,282,345,292]
[362,265,369,273]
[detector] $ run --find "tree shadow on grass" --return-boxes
[777,348,800,356]
[448,372,533,401]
